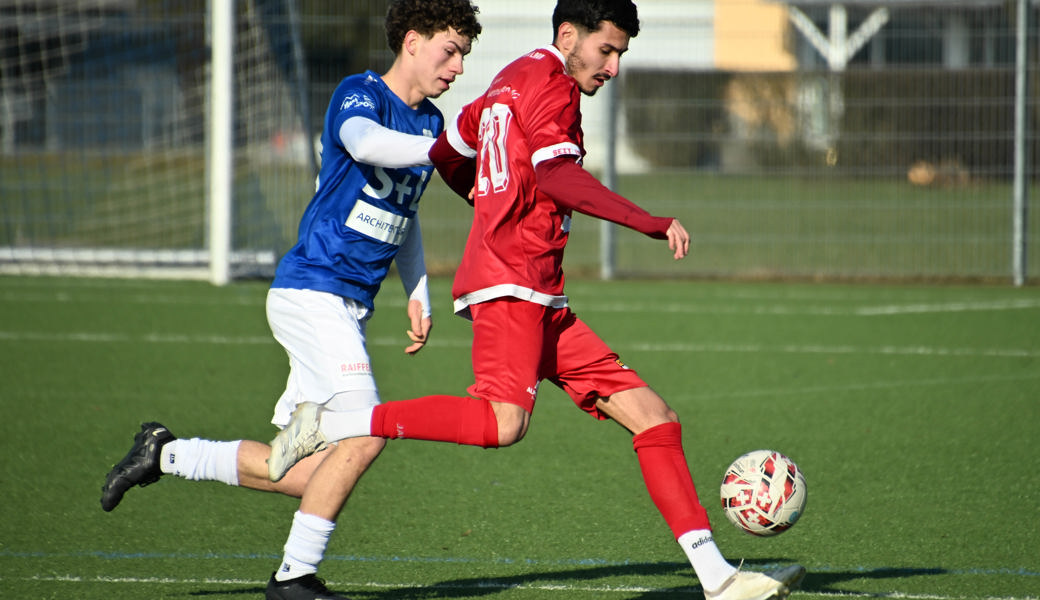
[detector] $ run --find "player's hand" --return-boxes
[667,219,690,260]
[405,298,432,355]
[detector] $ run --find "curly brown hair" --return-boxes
[385,0,482,55]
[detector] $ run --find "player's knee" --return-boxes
[491,402,529,447]
[604,387,680,434]
[638,388,679,425]
[641,407,680,433]
[352,435,386,461]
[496,421,525,447]
[325,436,385,469]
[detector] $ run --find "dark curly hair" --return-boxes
[551,0,639,39]
[385,0,482,54]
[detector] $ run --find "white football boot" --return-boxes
[704,564,806,600]
[268,402,328,482]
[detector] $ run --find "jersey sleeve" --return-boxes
[395,219,431,317]
[329,84,382,150]
[340,116,435,168]
[429,131,476,203]
[524,76,583,166]
[450,100,483,156]
[535,157,673,239]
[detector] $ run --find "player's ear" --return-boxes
[555,21,577,53]
[402,29,421,56]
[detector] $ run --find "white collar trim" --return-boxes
[541,44,566,68]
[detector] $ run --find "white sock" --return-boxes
[159,438,241,486]
[275,511,336,581]
[318,407,375,442]
[677,529,738,592]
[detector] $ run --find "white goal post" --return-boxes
[209,0,234,285]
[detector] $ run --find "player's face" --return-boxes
[564,22,630,96]
[413,28,472,99]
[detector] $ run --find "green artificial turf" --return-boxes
[1,275,1037,599]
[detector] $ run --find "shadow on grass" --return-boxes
[187,560,947,598]
[190,586,266,596]
[359,561,694,599]
[802,565,947,593]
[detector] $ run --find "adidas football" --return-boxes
[720,449,807,537]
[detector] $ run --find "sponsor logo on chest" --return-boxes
[346,199,411,245]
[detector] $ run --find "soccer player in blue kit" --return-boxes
[99,2,481,599]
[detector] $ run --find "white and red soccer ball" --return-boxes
[720,449,807,537]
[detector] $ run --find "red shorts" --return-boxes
[467,298,647,419]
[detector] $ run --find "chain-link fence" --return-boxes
[2,0,1037,282]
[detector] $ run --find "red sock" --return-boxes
[371,395,499,448]
[632,422,711,538]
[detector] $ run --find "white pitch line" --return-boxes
[855,299,1040,316]
[621,341,1040,359]
[0,290,261,306]
[0,330,274,345]
[20,574,676,594]
[797,593,1038,600]
[680,371,1040,402]
[1,330,1036,359]
[4,288,1040,317]
[582,299,1040,317]
[16,575,1039,600]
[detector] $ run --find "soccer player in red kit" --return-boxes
[270,1,805,598]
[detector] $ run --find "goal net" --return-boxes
[0,0,314,280]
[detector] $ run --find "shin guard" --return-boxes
[372,395,499,448]
[632,422,711,538]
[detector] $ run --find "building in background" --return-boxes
[716,0,797,71]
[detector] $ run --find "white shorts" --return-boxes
[267,288,381,428]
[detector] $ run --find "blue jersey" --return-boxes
[272,71,442,310]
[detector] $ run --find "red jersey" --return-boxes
[441,45,671,316]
